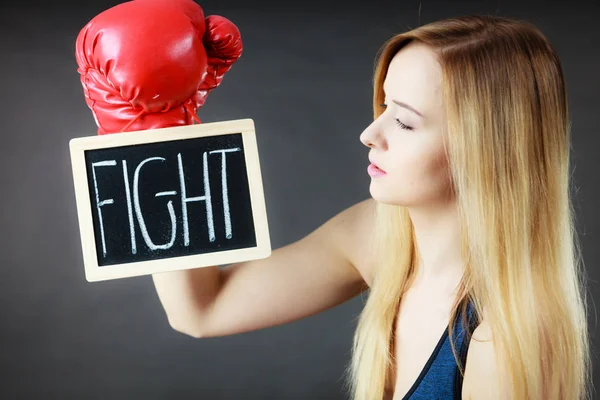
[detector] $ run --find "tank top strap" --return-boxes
[404,300,480,399]
[452,300,480,398]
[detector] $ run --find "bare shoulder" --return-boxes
[326,197,378,288]
[462,318,508,399]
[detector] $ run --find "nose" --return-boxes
[359,120,385,149]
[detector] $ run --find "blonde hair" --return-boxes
[343,15,591,400]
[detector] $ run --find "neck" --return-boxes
[407,198,465,293]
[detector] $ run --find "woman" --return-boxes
[152,15,591,399]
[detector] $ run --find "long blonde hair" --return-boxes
[343,15,591,400]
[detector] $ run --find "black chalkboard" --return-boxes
[70,119,271,282]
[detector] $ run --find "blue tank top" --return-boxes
[402,301,479,399]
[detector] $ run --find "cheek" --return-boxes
[395,137,447,179]
[371,138,451,204]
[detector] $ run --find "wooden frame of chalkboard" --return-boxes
[69,118,271,282]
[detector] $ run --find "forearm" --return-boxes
[151,266,222,336]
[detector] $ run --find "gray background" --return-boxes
[1,0,598,398]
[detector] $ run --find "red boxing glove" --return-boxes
[75,0,242,135]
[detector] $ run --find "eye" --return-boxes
[379,103,414,131]
[395,118,413,131]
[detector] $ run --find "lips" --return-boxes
[369,157,386,173]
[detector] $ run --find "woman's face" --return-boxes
[360,42,452,207]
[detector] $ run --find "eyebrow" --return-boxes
[390,99,424,118]
[382,83,424,118]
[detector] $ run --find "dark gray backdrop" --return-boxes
[1,0,598,398]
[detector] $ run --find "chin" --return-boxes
[369,183,426,207]
[369,185,404,206]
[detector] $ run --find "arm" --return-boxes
[152,198,377,338]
